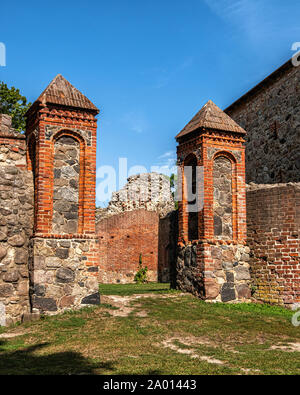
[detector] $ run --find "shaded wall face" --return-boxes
[52,136,80,234]
[0,132,34,325]
[97,209,163,284]
[227,65,300,184]
[247,184,300,306]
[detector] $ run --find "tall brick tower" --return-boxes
[176,100,251,302]
[25,75,100,314]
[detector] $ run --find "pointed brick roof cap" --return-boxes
[176,100,246,139]
[31,74,99,113]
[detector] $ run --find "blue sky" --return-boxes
[1,0,299,205]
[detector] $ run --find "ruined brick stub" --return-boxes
[25,74,100,316]
[0,115,34,325]
[176,100,251,302]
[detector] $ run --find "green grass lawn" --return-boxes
[0,284,299,375]
[99,282,179,296]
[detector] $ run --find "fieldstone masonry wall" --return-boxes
[226,60,300,184]
[29,238,99,313]
[213,156,233,239]
[52,136,80,234]
[0,115,34,325]
[176,242,251,301]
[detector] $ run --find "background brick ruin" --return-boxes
[96,173,176,284]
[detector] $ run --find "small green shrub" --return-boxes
[134,253,148,284]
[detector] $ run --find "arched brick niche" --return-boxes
[213,155,233,239]
[212,151,239,241]
[184,154,199,242]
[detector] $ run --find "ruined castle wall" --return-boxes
[226,63,300,184]
[246,183,300,306]
[96,173,174,221]
[0,115,34,325]
[96,173,175,284]
[97,209,160,283]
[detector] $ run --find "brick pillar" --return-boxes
[25,75,100,315]
[176,100,251,302]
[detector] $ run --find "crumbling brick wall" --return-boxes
[96,172,175,284]
[97,209,160,283]
[247,183,300,307]
[0,115,34,325]
[226,61,300,184]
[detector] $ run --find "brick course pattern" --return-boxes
[246,183,300,306]
[226,60,300,184]
[97,209,161,283]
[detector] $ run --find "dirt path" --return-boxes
[101,293,185,317]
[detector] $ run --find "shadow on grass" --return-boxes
[0,341,114,375]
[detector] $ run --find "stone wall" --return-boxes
[52,136,80,234]
[29,238,99,314]
[176,242,251,302]
[0,115,34,325]
[246,183,300,307]
[213,156,233,239]
[226,61,300,184]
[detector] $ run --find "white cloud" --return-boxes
[152,150,177,177]
[140,56,194,89]
[203,0,284,43]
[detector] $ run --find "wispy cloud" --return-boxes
[203,0,287,43]
[154,57,194,89]
[141,58,194,89]
[122,111,148,134]
[152,150,177,177]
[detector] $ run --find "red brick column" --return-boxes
[24,76,100,315]
[175,101,250,302]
